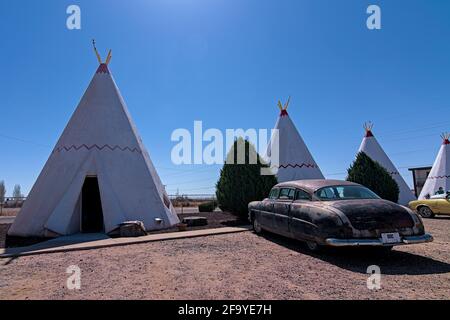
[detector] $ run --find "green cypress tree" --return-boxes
[347,152,400,203]
[216,138,278,216]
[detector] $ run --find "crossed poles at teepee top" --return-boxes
[92,39,112,65]
[277,96,291,113]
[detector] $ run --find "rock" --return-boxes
[118,221,147,237]
[182,216,208,227]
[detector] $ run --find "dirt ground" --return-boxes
[0,218,449,300]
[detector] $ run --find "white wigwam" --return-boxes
[419,133,450,199]
[8,43,179,237]
[358,122,416,206]
[266,98,324,182]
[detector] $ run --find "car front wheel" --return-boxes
[306,241,321,252]
[418,206,435,218]
[253,215,263,234]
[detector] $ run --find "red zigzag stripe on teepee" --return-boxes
[53,144,141,153]
[271,163,319,169]
[427,175,450,180]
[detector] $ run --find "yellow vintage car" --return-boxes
[409,194,450,218]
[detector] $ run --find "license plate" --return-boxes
[381,232,401,244]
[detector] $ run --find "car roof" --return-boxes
[274,179,361,194]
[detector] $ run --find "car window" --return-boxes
[315,185,380,200]
[288,189,296,199]
[295,189,311,201]
[279,188,294,200]
[269,188,280,199]
[317,187,338,199]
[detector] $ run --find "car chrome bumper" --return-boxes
[325,233,433,247]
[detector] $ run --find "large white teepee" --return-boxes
[419,133,450,199]
[358,123,416,206]
[8,47,179,237]
[266,98,324,182]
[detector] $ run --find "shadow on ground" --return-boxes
[260,231,450,276]
[1,233,110,259]
[429,216,450,221]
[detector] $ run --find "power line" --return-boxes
[0,118,445,193]
[1,117,448,156]
[377,120,450,138]
[0,133,50,148]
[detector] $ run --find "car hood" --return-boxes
[324,199,414,230]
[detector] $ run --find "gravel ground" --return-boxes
[0,218,449,300]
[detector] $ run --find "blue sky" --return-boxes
[1,0,450,196]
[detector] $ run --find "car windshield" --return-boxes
[315,185,380,201]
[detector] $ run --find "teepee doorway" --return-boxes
[81,176,104,233]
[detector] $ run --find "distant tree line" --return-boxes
[0,181,5,203]
[0,180,24,203]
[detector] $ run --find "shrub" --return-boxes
[347,152,400,203]
[216,138,278,217]
[198,201,217,212]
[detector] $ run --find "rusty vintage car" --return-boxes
[248,180,433,251]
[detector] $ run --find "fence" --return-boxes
[0,197,26,216]
[168,194,215,201]
[0,197,26,208]
[168,194,216,208]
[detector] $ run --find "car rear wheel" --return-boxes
[253,216,263,234]
[367,246,394,256]
[375,246,394,253]
[418,206,435,218]
[305,241,321,252]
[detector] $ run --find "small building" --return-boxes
[408,166,432,198]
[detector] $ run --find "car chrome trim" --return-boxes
[325,233,433,247]
[291,217,318,229]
